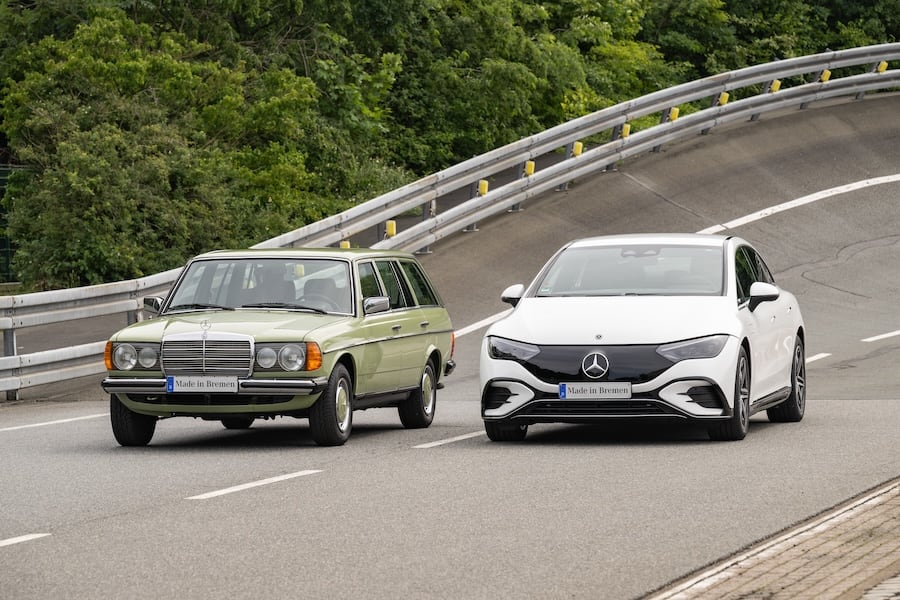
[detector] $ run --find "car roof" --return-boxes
[566,233,730,249]
[190,247,416,262]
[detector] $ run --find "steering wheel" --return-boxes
[303,293,342,312]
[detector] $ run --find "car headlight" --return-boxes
[657,335,729,362]
[113,344,138,370]
[278,344,306,371]
[137,346,158,369]
[488,336,540,362]
[111,343,159,371]
[256,347,278,369]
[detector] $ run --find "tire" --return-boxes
[709,346,750,441]
[222,417,255,430]
[398,362,437,429]
[110,394,156,447]
[767,337,806,423]
[484,420,528,442]
[309,363,353,446]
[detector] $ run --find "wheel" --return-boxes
[709,346,750,441]
[309,363,353,446]
[110,394,156,446]
[767,337,806,422]
[398,362,437,428]
[484,420,528,442]
[222,417,255,429]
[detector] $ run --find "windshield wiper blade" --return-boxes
[168,303,235,311]
[241,302,327,314]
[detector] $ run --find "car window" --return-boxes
[536,244,723,296]
[399,260,440,306]
[375,260,411,310]
[749,248,776,284]
[734,247,758,304]
[358,262,383,299]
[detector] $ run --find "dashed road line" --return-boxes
[806,353,831,363]
[0,414,107,433]
[0,533,51,548]
[862,329,900,343]
[186,469,322,500]
[414,431,485,448]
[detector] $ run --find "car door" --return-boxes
[734,245,784,401]
[749,247,797,390]
[354,259,420,395]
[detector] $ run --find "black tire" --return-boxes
[309,363,353,446]
[709,346,750,441]
[222,417,255,430]
[767,337,806,423]
[484,420,528,442]
[110,394,156,446]
[398,362,437,429]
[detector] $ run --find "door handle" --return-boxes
[391,324,402,332]
[420,321,429,328]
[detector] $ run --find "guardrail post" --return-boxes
[509,160,535,212]
[653,107,679,153]
[856,61,889,99]
[415,199,437,254]
[605,123,631,172]
[4,329,17,402]
[556,142,577,191]
[464,181,488,232]
[751,80,782,121]
[702,92,729,135]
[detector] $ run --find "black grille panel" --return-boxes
[162,340,252,376]
[519,345,674,384]
[127,393,283,406]
[517,398,676,418]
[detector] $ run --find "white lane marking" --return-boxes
[0,533,51,548]
[697,174,900,234]
[186,469,322,500]
[455,309,512,338]
[646,479,900,600]
[805,353,831,363]
[0,414,107,433]
[414,431,485,449]
[862,330,900,343]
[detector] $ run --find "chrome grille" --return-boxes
[161,338,252,376]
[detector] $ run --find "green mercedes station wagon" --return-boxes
[102,248,455,446]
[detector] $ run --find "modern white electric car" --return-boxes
[480,233,806,442]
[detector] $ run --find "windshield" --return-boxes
[166,258,353,314]
[535,244,724,297]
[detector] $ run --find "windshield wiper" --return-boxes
[241,302,327,314]
[167,303,235,311]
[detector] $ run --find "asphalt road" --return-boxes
[2,94,899,600]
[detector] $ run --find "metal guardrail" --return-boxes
[2,43,899,400]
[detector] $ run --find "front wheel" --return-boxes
[309,363,353,446]
[767,337,806,423]
[708,346,750,441]
[398,362,437,429]
[484,421,528,442]
[110,395,156,446]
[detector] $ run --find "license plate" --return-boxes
[559,382,632,399]
[166,376,239,393]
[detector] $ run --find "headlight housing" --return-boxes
[108,342,160,371]
[255,342,322,372]
[488,336,540,362]
[657,335,729,362]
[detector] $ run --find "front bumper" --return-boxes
[102,376,328,396]
[480,337,741,424]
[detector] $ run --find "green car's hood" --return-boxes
[111,309,352,345]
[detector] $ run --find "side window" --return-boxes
[399,261,440,307]
[358,262,382,299]
[734,247,757,305]
[375,261,411,310]
[750,249,775,284]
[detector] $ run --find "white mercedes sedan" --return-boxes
[480,233,806,442]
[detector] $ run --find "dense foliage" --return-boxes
[0,0,896,288]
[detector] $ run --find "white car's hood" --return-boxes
[488,296,739,345]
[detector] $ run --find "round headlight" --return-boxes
[257,347,278,369]
[278,344,306,372]
[137,346,158,369]
[113,344,138,371]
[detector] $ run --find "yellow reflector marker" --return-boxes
[385,220,397,237]
[877,61,888,73]
[770,79,782,93]
[305,343,322,371]
[621,123,631,138]
[820,69,831,82]
[524,160,535,176]
[478,179,489,196]
[339,240,350,249]
[669,107,680,121]
[718,92,730,105]
[573,141,583,156]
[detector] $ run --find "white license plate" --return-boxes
[166,376,239,393]
[559,382,632,399]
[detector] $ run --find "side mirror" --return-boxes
[142,296,164,318]
[363,296,391,315]
[748,282,779,311]
[500,284,525,307]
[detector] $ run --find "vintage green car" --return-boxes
[102,248,455,446]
